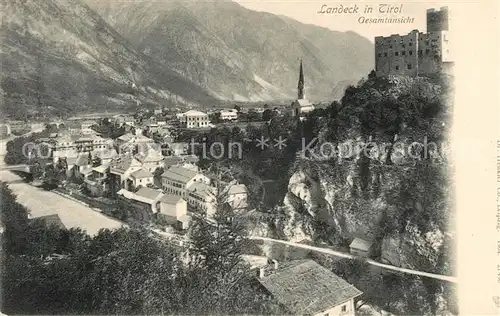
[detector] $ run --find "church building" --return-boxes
[291,59,314,117]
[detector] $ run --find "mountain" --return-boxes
[85,0,374,102]
[1,0,218,119]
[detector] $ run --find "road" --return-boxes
[249,236,458,283]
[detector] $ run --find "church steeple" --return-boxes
[297,59,305,100]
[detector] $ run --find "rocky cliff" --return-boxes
[265,74,454,276]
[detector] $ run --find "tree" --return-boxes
[262,109,275,121]
[92,156,102,167]
[246,110,260,122]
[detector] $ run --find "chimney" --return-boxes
[272,259,279,270]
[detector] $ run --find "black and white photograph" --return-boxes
[1,0,496,315]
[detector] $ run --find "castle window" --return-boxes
[390,45,392,49]
[384,52,388,57]
[425,49,430,55]
[407,64,412,70]
[409,42,413,46]
[378,53,382,57]
[395,52,399,56]
[402,51,406,56]
[409,51,413,55]
[395,66,399,70]
[418,50,423,56]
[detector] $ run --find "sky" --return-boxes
[234,0,461,41]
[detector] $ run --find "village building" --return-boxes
[220,109,238,121]
[92,148,118,165]
[49,133,112,163]
[291,59,315,117]
[109,156,143,192]
[83,164,110,197]
[225,183,248,212]
[73,154,93,179]
[178,110,209,128]
[67,121,82,135]
[161,165,210,198]
[81,120,97,134]
[134,148,164,172]
[256,259,362,316]
[128,168,154,189]
[186,181,216,215]
[159,195,191,230]
[117,187,164,221]
[0,124,11,138]
[349,238,373,258]
[167,142,189,156]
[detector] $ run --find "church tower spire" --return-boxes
[297,59,305,100]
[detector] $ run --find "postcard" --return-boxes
[1,0,498,315]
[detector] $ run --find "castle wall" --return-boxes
[375,6,452,77]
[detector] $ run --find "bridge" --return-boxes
[0,164,31,173]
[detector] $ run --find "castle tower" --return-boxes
[426,6,449,32]
[297,59,305,100]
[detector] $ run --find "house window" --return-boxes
[384,52,388,57]
[395,66,399,70]
[389,45,392,49]
[407,64,412,69]
[341,305,347,312]
[377,53,381,57]
[409,51,413,56]
[409,42,413,46]
[395,52,399,56]
[425,49,430,55]
[418,50,423,56]
[402,51,406,56]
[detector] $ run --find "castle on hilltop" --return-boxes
[374,7,453,77]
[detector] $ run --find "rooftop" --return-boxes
[184,110,207,116]
[257,259,362,315]
[227,183,247,196]
[135,187,164,202]
[130,168,153,179]
[187,182,214,198]
[135,149,164,163]
[117,133,134,142]
[161,166,199,183]
[349,238,373,251]
[118,188,163,205]
[92,165,109,174]
[110,156,142,174]
[295,99,313,107]
[160,194,184,205]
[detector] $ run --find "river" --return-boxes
[0,137,125,236]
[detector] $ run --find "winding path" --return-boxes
[249,236,458,283]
